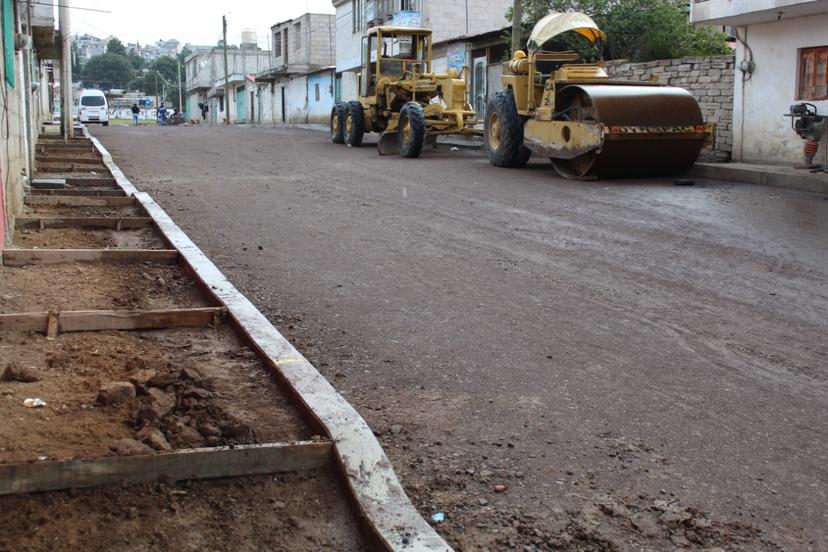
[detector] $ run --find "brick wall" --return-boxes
[604,55,735,162]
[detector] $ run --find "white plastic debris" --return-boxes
[23,398,47,408]
[451,147,459,151]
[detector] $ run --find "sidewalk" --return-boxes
[688,162,828,194]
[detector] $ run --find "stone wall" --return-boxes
[604,55,735,162]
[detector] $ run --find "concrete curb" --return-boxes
[85,128,453,552]
[688,162,828,195]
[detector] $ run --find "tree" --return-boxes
[106,37,127,56]
[507,0,731,62]
[127,52,145,71]
[81,53,134,90]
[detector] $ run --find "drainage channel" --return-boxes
[0,127,450,551]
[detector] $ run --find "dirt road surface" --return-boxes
[91,125,827,552]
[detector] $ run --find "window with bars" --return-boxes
[274,31,282,58]
[353,0,364,34]
[798,46,828,101]
[294,22,301,50]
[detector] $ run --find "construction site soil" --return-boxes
[0,326,310,463]
[0,470,366,551]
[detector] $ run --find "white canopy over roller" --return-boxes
[526,12,606,52]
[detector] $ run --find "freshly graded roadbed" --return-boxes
[91,124,828,551]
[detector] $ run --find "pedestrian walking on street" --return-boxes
[158,103,168,126]
[200,102,209,121]
[130,103,140,126]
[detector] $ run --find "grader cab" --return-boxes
[330,26,481,158]
[485,12,714,179]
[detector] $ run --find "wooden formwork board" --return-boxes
[66,177,118,187]
[1,248,178,266]
[0,441,333,496]
[14,216,153,230]
[30,189,127,197]
[0,307,226,334]
[25,195,136,207]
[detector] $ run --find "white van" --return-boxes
[78,89,109,126]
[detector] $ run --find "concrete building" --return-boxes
[691,0,828,165]
[256,13,335,124]
[332,0,512,101]
[74,33,107,60]
[184,37,271,124]
[1,0,58,249]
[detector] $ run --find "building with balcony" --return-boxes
[332,0,512,101]
[691,0,828,165]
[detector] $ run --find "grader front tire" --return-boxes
[345,101,365,147]
[485,90,530,168]
[398,102,425,158]
[330,102,346,144]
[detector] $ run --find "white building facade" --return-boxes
[256,13,336,124]
[184,43,271,124]
[691,0,828,165]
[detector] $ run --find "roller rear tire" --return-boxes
[485,90,530,167]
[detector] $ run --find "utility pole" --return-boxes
[511,0,523,55]
[223,15,230,124]
[177,58,183,115]
[59,0,73,140]
[154,70,158,119]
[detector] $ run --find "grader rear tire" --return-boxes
[398,102,425,158]
[331,102,346,144]
[485,90,531,168]
[345,101,365,147]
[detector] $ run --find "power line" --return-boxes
[20,0,112,14]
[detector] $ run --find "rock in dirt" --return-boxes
[147,388,176,415]
[97,381,137,405]
[147,372,179,389]
[179,366,203,383]
[197,422,221,438]
[171,421,205,448]
[110,438,153,455]
[389,424,403,435]
[136,426,172,451]
[128,369,157,394]
[1,363,41,382]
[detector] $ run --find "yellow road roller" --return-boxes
[485,12,714,179]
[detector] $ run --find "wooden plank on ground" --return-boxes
[36,155,102,164]
[25,195,135,207]
[30,189,126,197]
[0,308,224,334]
[0,312,49,332]
[1,249,178,266]
[59,307,226,332]
[0,441,332,495]
[14,216,153,230]
[66,177,116,187]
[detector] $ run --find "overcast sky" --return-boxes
[66,0,336,49]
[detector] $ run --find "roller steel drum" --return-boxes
[551,85,705,179]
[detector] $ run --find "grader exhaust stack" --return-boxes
[485,12,713,179]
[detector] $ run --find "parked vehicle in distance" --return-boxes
[78,89,109,126]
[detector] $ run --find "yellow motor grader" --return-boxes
[485,12,714,179]
[330,26,481,158]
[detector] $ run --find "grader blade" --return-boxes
[377,131,399,156]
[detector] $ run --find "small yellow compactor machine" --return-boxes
[330,26,481,158]
[485,12,714,179]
